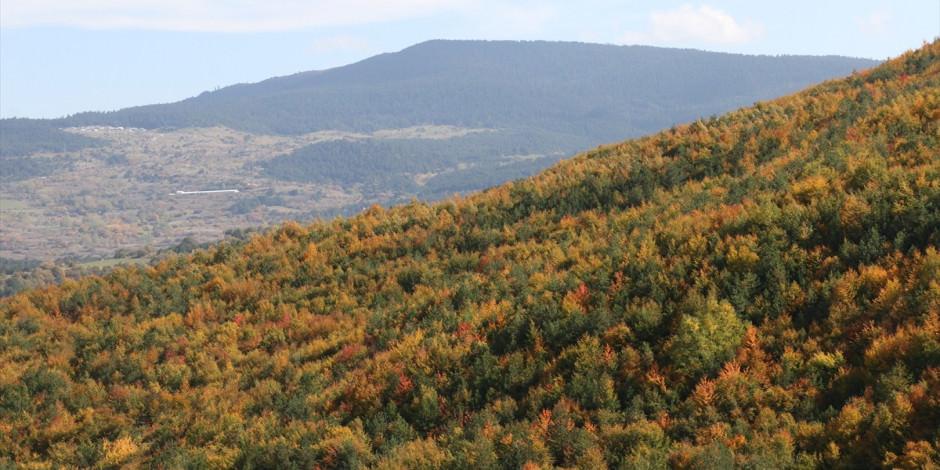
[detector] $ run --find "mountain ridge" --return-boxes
[60,39,885,117]
[2,40,878,145]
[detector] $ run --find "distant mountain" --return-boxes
[3,40,877,157]
[2,41,937,468]
[58,40,878,138]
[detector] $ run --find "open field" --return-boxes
[0,125,534,260]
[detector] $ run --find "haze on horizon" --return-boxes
[1,0,937,119]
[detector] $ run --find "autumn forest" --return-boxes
[1,41,939,468]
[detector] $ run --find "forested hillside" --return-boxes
[1,41,937,468]
[0,119,102,158]
[261,129,579,197]
[0,120,102,182]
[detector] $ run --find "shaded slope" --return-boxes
[1,42,938,469]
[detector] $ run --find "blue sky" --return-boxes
[1,1,938,118]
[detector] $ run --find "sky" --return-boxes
[1,1,938,119]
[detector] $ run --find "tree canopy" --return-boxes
[1,41,938,469]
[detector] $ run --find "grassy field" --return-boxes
[75,256,149,269]
[0,197,30,211]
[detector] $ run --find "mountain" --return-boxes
[54,40,877,138]
[2,41,937,468]
[0,41,879,263]
[5,40,878,152]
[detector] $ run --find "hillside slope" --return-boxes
[1,42,938,468]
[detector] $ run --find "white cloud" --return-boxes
[622,4,762,46]
[855,9,891,35]
[0,0,469,32]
